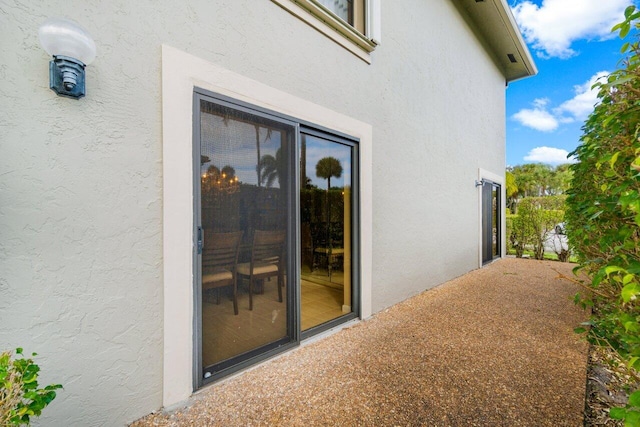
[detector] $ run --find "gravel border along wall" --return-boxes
[133,258,588,426]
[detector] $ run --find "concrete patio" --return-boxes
[133,258,588,426]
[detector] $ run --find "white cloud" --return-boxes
[511,98,559,131]
[511,0,629,58]
[555,71,609,120]
[524,147,576,164]
[512,72,609,131]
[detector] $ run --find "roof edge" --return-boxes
[495,0,538,81]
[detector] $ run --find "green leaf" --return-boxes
[606,266,626,275]
[625,410,640,426]
[625,5,636,19]
[625,321,640,333]
[622,283,640,303]
[611,407,627,419]
[629,391,640,407]
[610,75,635,86]
[620,24,631,38]
[574,327,587,334]
[610,152,620,168]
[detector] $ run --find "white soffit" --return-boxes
[456,0,537,82]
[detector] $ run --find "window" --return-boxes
[316,0,364,33]
[271,0,380,63]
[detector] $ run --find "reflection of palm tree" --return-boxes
[316,157,343,190]
[315,157,342,274]
[255,125,273,187]
[259,148,283,187]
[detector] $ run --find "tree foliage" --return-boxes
[315,157,342,190]
[506,196,565,260]
[506,163,572,213]
[566,6,640,424]
[0,349,62,425]
[259,148,285,188]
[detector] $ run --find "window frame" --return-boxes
[270,0,380,63]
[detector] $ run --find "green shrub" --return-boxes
[0,348,62,425]
[566,6,640,425]
[509,196,565,260]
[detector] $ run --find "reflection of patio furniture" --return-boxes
[311,222,343,278]
[236,230,285,311]
[202,231,243,315]
[313,247,344,277]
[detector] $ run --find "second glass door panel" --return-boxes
[300,133,353,331]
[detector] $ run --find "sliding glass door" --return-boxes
[482,180,501,264]
[194,91,358,385]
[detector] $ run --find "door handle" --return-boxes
[197,226,203,254]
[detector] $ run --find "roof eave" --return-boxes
[457,0,538,83]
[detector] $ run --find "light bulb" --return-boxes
[38,18,96,65]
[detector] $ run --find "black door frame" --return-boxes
[481,179,501,264]
[192,88,360,388]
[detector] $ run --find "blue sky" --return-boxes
[506,0,637,167]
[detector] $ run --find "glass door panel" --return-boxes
[197,98,294,378]
[482,181,501,264]
[300,133,353,331]
[492,186,500,258]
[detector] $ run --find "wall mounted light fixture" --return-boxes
[475,179,486,187]
[38,18,96,99]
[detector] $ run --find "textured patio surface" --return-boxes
[133,258,589,426]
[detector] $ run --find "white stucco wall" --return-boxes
[0,0,507,424]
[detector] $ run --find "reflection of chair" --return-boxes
[312,222,343,278]
[236,230,285,311]
[202,231,243,315]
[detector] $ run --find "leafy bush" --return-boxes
[507,196,565,260]
[0,348,62,425]
[566,6,640,425]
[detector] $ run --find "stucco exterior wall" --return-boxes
[1,0,506,424]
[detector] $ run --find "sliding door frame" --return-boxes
[192,88,360,388]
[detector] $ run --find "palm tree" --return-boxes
[315,157,343,269]
[259,148,283,188]
[315,157,343,191]
[254,125,273,187]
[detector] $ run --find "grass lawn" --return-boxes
[506,249,578,263]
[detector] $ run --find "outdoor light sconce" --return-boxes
[38,18,96,99]
[475,179,486,187]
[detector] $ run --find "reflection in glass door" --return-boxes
[482,180,501,264]
[196,97,295,380]
[300,132,354,331]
